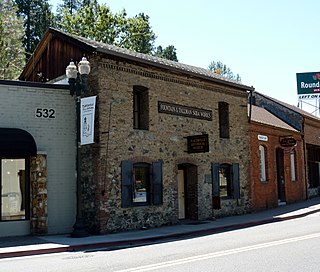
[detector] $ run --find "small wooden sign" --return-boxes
[187,134,209,153]
[280,137,297,147]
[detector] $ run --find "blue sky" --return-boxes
[50,0,320,111]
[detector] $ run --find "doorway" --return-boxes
[276,148,286,203]
[177,164,198,220]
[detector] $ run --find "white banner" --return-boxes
[80,96,96,145]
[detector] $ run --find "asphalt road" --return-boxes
[1,211,320,272]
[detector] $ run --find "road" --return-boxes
[1,211,320,272]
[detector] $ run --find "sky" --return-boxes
[50,0,320,112]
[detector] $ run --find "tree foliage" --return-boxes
[14,0,54,57]
[0,0,25,79]
[57,1,178,60]
[208,60,241,82]
[154,45,178,62]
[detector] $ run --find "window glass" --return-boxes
[219,164,232,198]
[259,145,267,181]
[133,163,150,203]
[290,150,296,181]
[133,86,149,130]
[218,102,230,138]
[1,159,26,221]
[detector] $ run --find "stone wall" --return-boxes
[30,153,48,235]
[82,57,251,233]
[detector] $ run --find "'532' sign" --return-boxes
[35,108,56,119]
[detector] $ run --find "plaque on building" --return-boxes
[280,137,297,147]
[187,134,209,153]
[158,101,212,121]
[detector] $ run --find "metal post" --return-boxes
[71,96,89,237]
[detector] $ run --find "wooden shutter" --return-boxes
[121,160,133,207]
[212,162,221,209]
[152,160,163,205]
[232,163,240,199]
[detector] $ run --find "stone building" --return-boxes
[252,91,320,200]
[0,80,75,237]
[249,103,305,211]
[20,28,254,234]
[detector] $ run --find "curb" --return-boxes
[2,207,320,259]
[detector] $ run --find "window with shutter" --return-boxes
[212,162,221,209]
[152,161,163,205]
[121,160,163,207]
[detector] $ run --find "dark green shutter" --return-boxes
[232,163,240,199]
[152,160,163,205]
[212,163,220,197]
[121,160,133,207]
[212,162,221,209]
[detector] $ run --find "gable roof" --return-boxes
[250,104,298,132]
[20,28,254,92]
[254,91,320,121]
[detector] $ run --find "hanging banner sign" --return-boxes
[80,96,96,145]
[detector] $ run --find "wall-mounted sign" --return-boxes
[187,134,209,153]
[80,96,96,145]
[296,72,320,100]
[280,137,297,147]
[258,135,268,142]
[158,101,212,121]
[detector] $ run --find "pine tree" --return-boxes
[0,0,25,79]
[14,0,55,58]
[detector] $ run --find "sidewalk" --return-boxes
[1,197,320,259]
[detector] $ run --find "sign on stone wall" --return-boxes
[187,134,209,153]
[158,101,212,121]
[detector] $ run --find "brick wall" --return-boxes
[250,122,306,211]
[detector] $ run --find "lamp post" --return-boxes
[66,57,91,238]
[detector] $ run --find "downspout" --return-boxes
[301,117,308,200]
[248,86,255,123]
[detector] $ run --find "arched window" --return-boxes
[290,149,296,181]
[259,145,267,182]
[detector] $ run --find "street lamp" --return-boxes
[66,57,91,238]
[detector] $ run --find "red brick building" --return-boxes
[249,105,306,211]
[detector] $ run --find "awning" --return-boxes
[0,128,37,157]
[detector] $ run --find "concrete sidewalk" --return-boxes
[1,197,320,259]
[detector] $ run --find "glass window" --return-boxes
[1,158,27,221]
[218,102,230,139]
[133,163,150,204]
[290,149,296,181]
[259,145,267,182]
[133,86,149,130]
[219,164,232,198]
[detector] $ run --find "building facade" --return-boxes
[249,104,306,211]
[0,80,76,237]
[252,92,320,200]
[20,28,254,234]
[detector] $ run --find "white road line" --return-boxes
[115,232,320,272]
